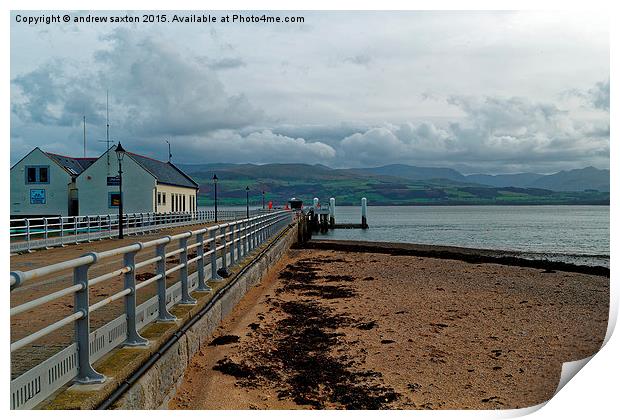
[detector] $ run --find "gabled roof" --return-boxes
[44,153,97,176]
[127,152,199,189]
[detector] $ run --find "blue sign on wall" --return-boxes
[30,189,46,204]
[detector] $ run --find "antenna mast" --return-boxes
[83,115,86,157]
[166,139,172,162]
[98,91,115,176]
[106,90,110,169]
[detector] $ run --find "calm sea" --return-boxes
[313,205,610,268]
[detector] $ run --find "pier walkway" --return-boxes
[9,211,294,409]
[10,210,253,253]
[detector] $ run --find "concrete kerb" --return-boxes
[40,221,296,409]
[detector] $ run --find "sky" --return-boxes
[10,10,609,174]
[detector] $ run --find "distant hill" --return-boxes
[466,167,609,192]
[177,162,609,206]
[530,167,610,192]
[465,173,543,188]
[351,164,466,182]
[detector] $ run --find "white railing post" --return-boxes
[43,218,50,249]
[156,239,176,322]
[236,222,242,260]
[220,225,229,274]
[210,228,222,281]
[73,253,105,384]
[244,220,250,256]
[97,216,102,241]
[74,217,80,244]
[195,232,211,292]
[59,217,66,247]
[230,223,236,264]
[86,216,92,242]
[25,219,32,252]
[123,246,149,347]
[250,218,256,250]
[179,235,197,305]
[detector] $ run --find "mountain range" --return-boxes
[351,164,609,192]
[176,163,609,206]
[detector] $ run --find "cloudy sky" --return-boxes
[10,11,609,174]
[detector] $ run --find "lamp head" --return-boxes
[212,174,218,183]
[115,143,126,162]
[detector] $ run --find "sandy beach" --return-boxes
[169,245,609,410]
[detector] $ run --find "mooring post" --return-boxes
[329,197,336,228]
[361,197,368,229]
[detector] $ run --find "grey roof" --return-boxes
[44,153,97,176]
[128,153,198,189]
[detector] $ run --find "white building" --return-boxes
[10,146,199,218]
[10,147,96,217]
[76,148,199,215]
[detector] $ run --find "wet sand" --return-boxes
[170,248,609,410]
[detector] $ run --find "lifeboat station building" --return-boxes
[10,146,199,218]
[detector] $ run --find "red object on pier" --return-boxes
[268,201,273,209]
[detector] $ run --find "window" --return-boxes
[183,195,186,212]
[27,167,36,183]
[25,166,50,184]
[157,192,162,205]
[162,192,166,205]
[109,192,122,208]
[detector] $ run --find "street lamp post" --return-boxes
[246,186,250,218]
[262,190,265,210]
[213,174,218,223]
[115,143,126,239]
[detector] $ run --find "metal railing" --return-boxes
[9,210,294,409]
[9,210,264,253]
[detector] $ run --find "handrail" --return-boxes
[9,209,294,409]
[9,209,273,253]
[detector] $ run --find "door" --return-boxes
[69,188,79,216]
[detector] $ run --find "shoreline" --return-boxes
[304,240,609,276]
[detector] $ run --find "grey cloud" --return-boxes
[10,13,608,173]
[12,60,104,127]
[268,123,371,148]
[335,95,609,172]
[207,57,247,70]
[12,28,263,142]
[589,80,610,111]
[344,54,372,67]
[132,130,336,165]
[561,80,610,112]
